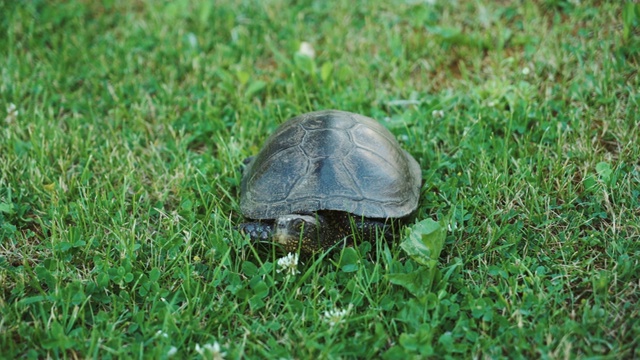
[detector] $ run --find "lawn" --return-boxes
[1,0,639,358]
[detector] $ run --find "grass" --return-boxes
[1,0,639,358]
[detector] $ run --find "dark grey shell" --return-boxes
[240,110,421,219]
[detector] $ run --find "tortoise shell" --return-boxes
[240,110,421,220]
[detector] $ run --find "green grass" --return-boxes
[1,0,639,358]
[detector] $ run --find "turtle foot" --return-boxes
[238,222,273,242]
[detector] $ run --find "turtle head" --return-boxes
[273,214,324,253]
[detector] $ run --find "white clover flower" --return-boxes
[297,41,316,58]
[167,346,178,357]
[171,211,183,225]
[155,330,169,339]
[186,32,198,48]
[195,342,226,360]
[5,103,18,123]
[277,253,300,277]
[323,304,353,327]
[431,109,444,119]
[522,66,531,75]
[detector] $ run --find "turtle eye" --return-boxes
[293,218,304,231]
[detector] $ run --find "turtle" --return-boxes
[238,110,421,254]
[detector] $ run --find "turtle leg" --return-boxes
[237,221,273,242]
[240,157,254,171]
[352,219,395,242]
[242,156,254,166]
[237,157,255,175]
